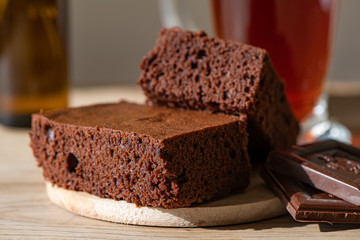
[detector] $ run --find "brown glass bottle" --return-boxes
[0,0,68,127]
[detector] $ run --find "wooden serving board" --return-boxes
[46,170,286,227]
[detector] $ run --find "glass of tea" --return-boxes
[158,0,351,143]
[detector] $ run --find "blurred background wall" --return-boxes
[69,0,360,86]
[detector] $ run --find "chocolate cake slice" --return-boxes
[30,101,250,209]
[138,27,299,160]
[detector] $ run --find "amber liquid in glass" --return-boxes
[0,0,68,127]
[212,0,338,121]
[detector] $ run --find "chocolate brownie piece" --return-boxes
[30,101,250,209]
[138,27,299,160]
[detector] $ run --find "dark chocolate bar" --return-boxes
[262,167,360,223]
[266,140,360,206]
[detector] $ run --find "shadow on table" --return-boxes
[318,223,360,232]
[205,216,360,232]
[205,215,307,231]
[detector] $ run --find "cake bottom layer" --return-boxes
[46,171,285,227]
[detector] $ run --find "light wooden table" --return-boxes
[1,86,360,239]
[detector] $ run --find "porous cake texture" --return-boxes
[30,102,250,209]
[138,28,299,159]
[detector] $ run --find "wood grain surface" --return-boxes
[1,86,360,239]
